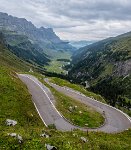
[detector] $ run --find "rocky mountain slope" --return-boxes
[0,12,75,53]
[69,32,131,113]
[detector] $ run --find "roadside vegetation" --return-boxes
[0,66,44,149]
[50,89,104,128]
[50,77,106,103]
[29,72,104,128]
[92,76,131,116]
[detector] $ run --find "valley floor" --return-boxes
[44,50,71,74]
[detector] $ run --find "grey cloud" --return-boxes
[33,0,131,21]
[0,0,131,40]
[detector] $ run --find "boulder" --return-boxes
[80,137,88,143]
[79,111,82,114]
[40,133,49,138]
[6,119,17,126]
[45,144,57,150]
[8,133,23,143]
[69,106,73,112]
[74,106,78,109]
[17,134,23,143]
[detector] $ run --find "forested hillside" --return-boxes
[69,32,131,115]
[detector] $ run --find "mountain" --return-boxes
[0,12,75,53]
[70,32,131,79]
[1,30,50,66]
[69,40,94,49]
[0,32,31,71]
[69,31,131,113]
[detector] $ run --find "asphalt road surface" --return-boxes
[18,74,131,133]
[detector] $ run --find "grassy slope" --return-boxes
[0,40,31,72]
[50,77,106,103]
[54,90,104,128]
[2,30,49,67]
[71,34,131,72]
[0,66,44,149]
[70,34,131,86]
[1,68,131,150]
[32,74,104,128]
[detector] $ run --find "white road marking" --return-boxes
[33,102,48,127]
[51,81,131,124]
[20,74,63,118]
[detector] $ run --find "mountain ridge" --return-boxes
[69,40,95,49]
[0,12,75,53]
[1,30,50,66]
[0,32,31,71]
[0,12,61,43]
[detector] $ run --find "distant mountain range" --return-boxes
[69,40,94,49]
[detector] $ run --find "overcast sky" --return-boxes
[0,0,131,41]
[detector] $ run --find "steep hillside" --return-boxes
[69,32,131,113]
[6,30,49,65]
[0,30,50,67]
[0,32,32,71]
[0,12,75,53]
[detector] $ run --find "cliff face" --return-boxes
[0,12,61,44]
[114,59,131,77]
[0,12,75,52]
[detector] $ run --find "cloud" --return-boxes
[0,0,131,40]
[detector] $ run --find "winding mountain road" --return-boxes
[18,74,131,133]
